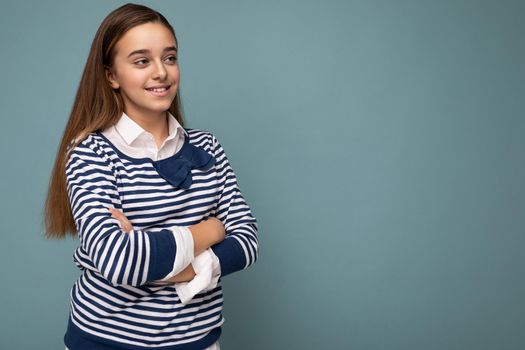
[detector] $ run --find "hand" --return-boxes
[108,207,133,233]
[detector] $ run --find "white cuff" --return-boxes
[175,248,219,304]
[209,249,221,288]
[159,226,194,282]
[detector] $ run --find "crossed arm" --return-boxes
[67,133,257,287]
[108,207,224,283]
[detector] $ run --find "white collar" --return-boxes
[114,112,187,146]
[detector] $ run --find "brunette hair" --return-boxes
[44,3,184,238]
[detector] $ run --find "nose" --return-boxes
[152,60,167,80]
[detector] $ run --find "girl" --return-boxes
[44,3,259,350]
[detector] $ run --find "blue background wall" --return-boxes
[0,0,523,349]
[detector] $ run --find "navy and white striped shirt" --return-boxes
[63,123,258,349]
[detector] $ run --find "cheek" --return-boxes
[119,70,147,89]
[170,66,181,82]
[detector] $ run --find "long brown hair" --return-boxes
[43,3,185,238]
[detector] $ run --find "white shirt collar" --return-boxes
[115,112,187,146]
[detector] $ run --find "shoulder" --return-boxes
[65,132,115,170]
[184,127,222,155]
[184,128,234,172]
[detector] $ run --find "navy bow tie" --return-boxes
[151,142,216,190]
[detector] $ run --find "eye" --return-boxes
[134,58,149,66]
[165,55,178,64]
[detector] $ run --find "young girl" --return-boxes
[44,3,258,349]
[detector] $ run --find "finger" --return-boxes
[108,207,123,219]
[110,209,130,227]
[118,220,132,233]
[108,208,121,223]
[108,208,132,233]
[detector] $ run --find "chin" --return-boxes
[150,102,174,113]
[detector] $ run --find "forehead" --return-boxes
[114,22,177,55]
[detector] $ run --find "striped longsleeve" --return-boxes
[63,129,258,349]
[65,146,192,287]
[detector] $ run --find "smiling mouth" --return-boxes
[145,85,170,92]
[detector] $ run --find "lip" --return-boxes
[146,84,171,89]
[145,84,171,97]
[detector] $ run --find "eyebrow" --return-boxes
[127,46,178,58]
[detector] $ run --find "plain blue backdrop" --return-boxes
[0,0,523,349]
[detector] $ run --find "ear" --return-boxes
[105,66,120,89]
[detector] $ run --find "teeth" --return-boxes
[147,87,168,92]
